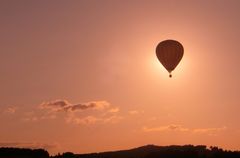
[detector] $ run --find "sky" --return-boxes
[1,0,240,155]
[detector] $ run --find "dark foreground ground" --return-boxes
[1,144,240,158]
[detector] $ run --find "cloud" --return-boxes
[128,110,144,115]
[108,107,119,113]
[40,100,110,112]
[143,124,226,135]
[65,113,123,125]
[143,124,189,132]
[41,100,70,108]
[64,101,110,112]
[22,116,39,122]
[66,115,101,125]
[103,115,123,124]
[193,126,227,134]
[22,110,57,122]
[17,99,122,125]
[3,106,17,114]
[38,99,121,125]
[128,110,139,115]
[0,142,59,150]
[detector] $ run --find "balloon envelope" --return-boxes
[156,40,184,77]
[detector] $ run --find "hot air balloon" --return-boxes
[156,39,184,78]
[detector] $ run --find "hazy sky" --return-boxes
[1,0,240,155]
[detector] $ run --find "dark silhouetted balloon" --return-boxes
[156,40,184,78]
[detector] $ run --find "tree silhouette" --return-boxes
[1,145,240,158]
[0,147,49,158]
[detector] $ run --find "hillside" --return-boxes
[1,145,240,158]
[56,145,240,158]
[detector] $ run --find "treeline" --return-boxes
[1,145,240,158]
[0,147,49,158]
[144,145,240,158]
[74,145,240,158]
[51,145,240,158]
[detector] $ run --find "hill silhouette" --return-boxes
[73,145,240,158]
[0,147,49,158]
[1,145,240,158]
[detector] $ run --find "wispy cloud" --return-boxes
[108,107,119,113]
[65,113,123,125]
[128,110,144,115]
[3,106,17,114]
[5,99,122,125]
[193,127,227,134]
[40,100,110,112]
[66,115,101,125]
[103,115,123,124]
[22,110,57,122]
[21,99,122,125]
[143,124,189,132]
[143,124,226,135]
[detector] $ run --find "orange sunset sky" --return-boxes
[1,0,240,155]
